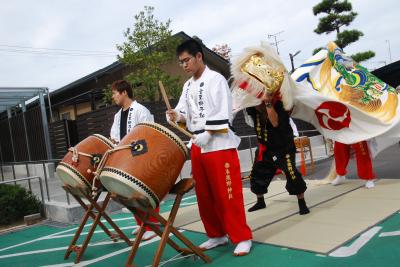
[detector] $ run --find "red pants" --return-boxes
[134,207,160,231]
[334,141,375,180]
[191,145,252,244]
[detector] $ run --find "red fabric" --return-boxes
[334,141,375,180]
[257,144,283,175]
[257,143,267,161]
[134,206,160,231]
[300,150,307,176]
[271,92,282,105]
[239,81,248,90]
[191,145,252,244]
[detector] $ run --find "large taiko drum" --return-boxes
[99,122,188,208]
[56,134,114,195]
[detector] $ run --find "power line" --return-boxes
[0,48,117,58]
[0,44,116,54]
[0,43,118,58]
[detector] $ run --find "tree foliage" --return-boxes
[0,184,41,225]
[313,0,352,15]
[335,29,363,48]
[313,47,324,55]
[102,84,113,105]
[104,6,182,103]
[312,0,374,62]
[313,0,356,34]
[351,51,376,63]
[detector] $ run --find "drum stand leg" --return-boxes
[82,190,132,244]
[114,179,212,267]
[64,188,101,260]
[125,221,146,267]
[62,186,132,264]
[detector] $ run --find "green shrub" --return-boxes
[0,184,42,225]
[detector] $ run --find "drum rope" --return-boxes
[68,147,94,162]
[90,144,132,195]
[68,145,132,195]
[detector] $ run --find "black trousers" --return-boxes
[250,148,307,195]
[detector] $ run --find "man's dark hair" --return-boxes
[111,80,133,99]
[176,39,204,60]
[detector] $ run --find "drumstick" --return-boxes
[168,121,194,139]
[159,81,172,110]
[159,80,194,139]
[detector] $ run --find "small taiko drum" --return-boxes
[56,134,114,195]
[99,122,188,209]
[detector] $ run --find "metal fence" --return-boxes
[0,98,319,165]
[0,130,326,207]
[0,107,49,162]
[0,159,66,203]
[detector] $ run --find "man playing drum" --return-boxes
[166,39,252,256]
[110,80,158,241]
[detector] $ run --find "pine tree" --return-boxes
[312,0,375,62]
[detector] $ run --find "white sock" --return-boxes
[234,240,252,256]
[365,180,375,189]
[121,207,130,213]
[331,175,346,185]
[142,231,156,241]
[131,227,139,235]
[199,236,228,250]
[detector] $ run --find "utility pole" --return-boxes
[289,50,301,73]
[267,31,284,55]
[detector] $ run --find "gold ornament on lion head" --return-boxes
[231,43,294,111]
[240,54,285,95]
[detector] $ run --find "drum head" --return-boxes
[56,163,90,191]
[100,167,159,209]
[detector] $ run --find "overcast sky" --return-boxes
[0,0,398,91]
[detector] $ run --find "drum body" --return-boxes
[99,122,188,208]
[56,134,114,194]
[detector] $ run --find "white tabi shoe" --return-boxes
[199,236,228,250]
[131,227,139,235]
[142,231,157,241]
[365,180,375,189]
[121,207,130,213]
[331,175,346,186]
[233,240,252,256]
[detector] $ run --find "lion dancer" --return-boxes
[331,141,376,188]
[230,43,311,215]
[110,80,159,241]
[243,85,310,214]
[166,39,252,256]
